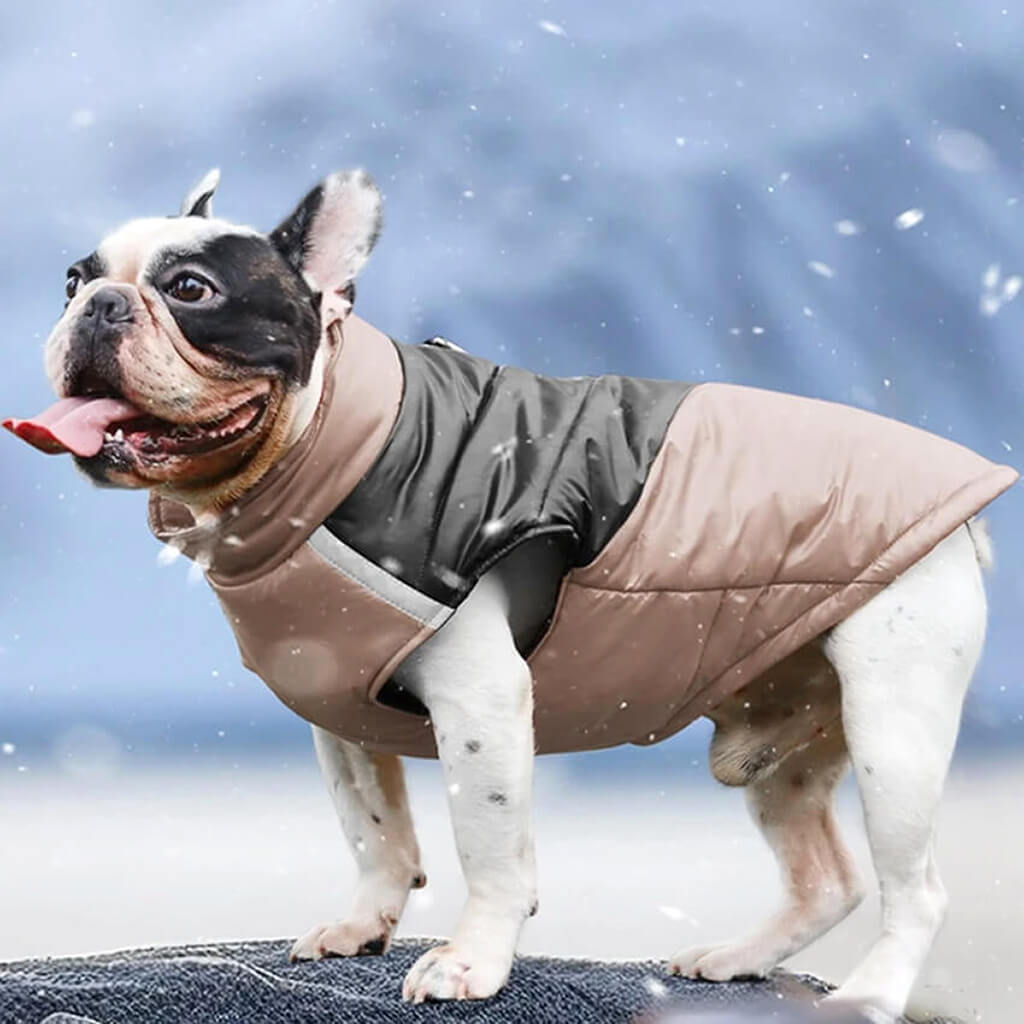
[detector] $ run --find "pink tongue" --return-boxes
[3,397,144,456]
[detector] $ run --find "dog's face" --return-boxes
[22,169,381,507]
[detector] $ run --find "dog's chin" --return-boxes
[74,387,278,495]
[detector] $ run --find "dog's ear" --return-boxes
[269,170,382,325]
[180,168,220,218]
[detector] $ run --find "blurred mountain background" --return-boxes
[1,0,1022,775]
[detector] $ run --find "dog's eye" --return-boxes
[65,272,82,301]
[166,273,215,303]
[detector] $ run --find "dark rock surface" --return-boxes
[0,938,959,1023]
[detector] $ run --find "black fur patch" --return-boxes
[149,234,320,386]
[487,791,508,805]
[267,173,381,284]
[68,251,107,285]
[269,183,325,274]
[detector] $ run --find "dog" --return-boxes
[5,169,1017,1022]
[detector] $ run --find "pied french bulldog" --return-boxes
[5,170,1017,1021]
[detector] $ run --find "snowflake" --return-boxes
[537,19,567,37]
[643,977,668,999]
[979,263,1022,317]
[156,542,183,566]
[894,208,925,231]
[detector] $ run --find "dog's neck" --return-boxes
[283,341,329,449]
[148,313,404,579]
[170,319,340,519]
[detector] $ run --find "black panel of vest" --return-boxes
[323,338,694,607]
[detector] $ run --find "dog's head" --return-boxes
[7,169,381,508]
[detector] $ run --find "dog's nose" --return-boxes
[82,286,134,325]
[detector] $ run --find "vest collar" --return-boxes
[148,314,404,585]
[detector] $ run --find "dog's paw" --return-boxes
[669,942,773,981]
[289,915,393,961]
[401,943,510,1003]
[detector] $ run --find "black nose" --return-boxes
[82,286,134,325]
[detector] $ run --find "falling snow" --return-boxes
[933,129,994,173]
[491,437,518,462]
[807,260,835,279]
[894,208,925,231]
[482,518,505,538]
[156,542,183,566]
[537,20,567,37]
[187,555,211,586]
[979,263,1022,317]
[834,219,863,236]
[69,108,95,130]
[643,977,668,999]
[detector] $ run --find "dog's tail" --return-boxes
[966,516,995,572]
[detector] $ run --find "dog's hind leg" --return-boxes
[290,727,425,961]
[822,523,986,1022]
[670,726,863,980]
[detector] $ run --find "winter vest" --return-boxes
[149,315,1018,758]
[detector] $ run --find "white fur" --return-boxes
[304,522,987,1020]
[396,572,537,1002]
[303,171,381,327]
[967,516,994,570]
[821,524,985,1019]
[283,343,327,447]
[179,168,221,218]
[670,728,863,981]
[97,216,262,283]
[290,728,423,961]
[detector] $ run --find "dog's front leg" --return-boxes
[290,727,425,961]
[400,579,537,1002]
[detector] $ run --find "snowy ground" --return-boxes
[0,754,1019,1023]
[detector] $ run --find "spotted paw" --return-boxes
[401,943,511,1003]
[289,915,393,961]
[669,942,772,981]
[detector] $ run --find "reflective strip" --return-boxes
[307,526,453,629]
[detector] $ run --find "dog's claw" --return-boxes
[669,942,772,981]
[290,917,392,961]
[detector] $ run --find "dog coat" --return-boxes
[149,316,1018,758]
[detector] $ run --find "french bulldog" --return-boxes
[5,169,1017,1022]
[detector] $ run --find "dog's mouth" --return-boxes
[4,386,270,464]
[97,393,270,462]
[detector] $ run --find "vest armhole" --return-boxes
[307,526,453,628]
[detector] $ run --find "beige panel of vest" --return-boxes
[150,316,1018,758]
